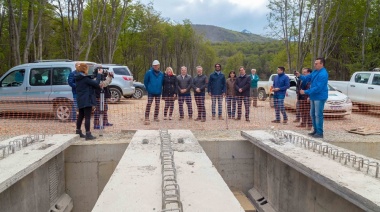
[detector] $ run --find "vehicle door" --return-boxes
[367,73,380,106]
[0,69,28,112]
[26,67,53,113]
[347,72,371,103]
[50,66,73,101]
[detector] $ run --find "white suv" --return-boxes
[99,64,135,103]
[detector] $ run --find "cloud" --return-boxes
[135,0,270,34]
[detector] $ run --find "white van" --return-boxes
[0,60,97,121]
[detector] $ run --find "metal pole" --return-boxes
[99,87,105,136]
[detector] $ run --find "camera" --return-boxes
[93,67,112,79]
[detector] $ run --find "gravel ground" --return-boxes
[1,96,379,143]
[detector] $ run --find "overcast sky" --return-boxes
[136,0,270,35]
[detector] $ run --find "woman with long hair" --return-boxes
[75,63,103,140]
[226,71,237,119]
[162,67,178,120]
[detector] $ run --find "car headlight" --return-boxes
[345,97,352,103]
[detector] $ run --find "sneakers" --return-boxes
[312,134,324,139]
[271,120,280,123]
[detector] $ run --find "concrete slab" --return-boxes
[93,130,244,212]
[0,134,78,193]
[242,130,380,212]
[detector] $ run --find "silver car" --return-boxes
[99,64,135,103]
[0,60,97,121]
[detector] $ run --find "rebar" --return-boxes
[0,134,47,159]
[268,130,380,179]
[160,130,183,212]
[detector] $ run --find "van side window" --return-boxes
[354,73,371,84]
[30,68,51,86]
[0,70,25,87]
[52,68,71,85]
[372,74,380,85]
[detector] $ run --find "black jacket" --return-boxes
[162,74,178,97]
[192,74,208,94]
[235,75,251,97]
[75,73,101,109]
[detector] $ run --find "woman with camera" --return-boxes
[75,63,103,140]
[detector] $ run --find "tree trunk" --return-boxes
[362,0,372,70]
[7,0,21,65]
[23,0,35,63]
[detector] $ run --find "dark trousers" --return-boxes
[145,94,161,120]
[94,98,109,126]
[77,107,92,132]
[299,99,312,126]
[211,95,223,116]
[163,97,175,117]
[236,96,250,119]
[178,95,193,118]
[295,100,301,120]
[194,94,206,119]
[226,96,236,118]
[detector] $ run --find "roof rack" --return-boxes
[33,59,73,63]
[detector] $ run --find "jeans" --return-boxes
[274,97,287,121]
[145,94,161,119]
[310,100,326,135]
[226,96,236,118]
[194,94,206,119]
[178,95,193,118]
[211,95,223,116]
[236,96,250,119]
[163,97,175,117]
[72,94,77,120]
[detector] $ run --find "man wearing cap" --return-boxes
[144,60,164,125]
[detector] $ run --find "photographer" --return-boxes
[94,68,113,129]
[75,63,103,140]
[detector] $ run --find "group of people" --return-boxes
[143,61,260,125]
[68,63,113,140]
[271,58,329,138]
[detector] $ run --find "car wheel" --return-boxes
[258,89,267,101]
[54,103,71,121]
[133,88,144,99]
[109,87,122,103]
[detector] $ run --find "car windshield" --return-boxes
[328,84,335,91]
[113,67,131,76]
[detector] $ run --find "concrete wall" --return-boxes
[332,142,380,160]
[64,142,128,212]
[251,145,363,212]
[0,152,65,212]
[199,139,255,193]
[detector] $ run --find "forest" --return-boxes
[0,0,379,81]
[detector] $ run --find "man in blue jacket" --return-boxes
[208,63,226,120]
[298,58,329,138]
[144,60,164,125]
[67,63,79,122]
[272,67,290,124]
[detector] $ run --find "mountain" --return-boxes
[192,24,273,43]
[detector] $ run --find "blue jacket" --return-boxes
[75,73,101,109]
[144,68,164,95]
[208,71,226,95]
[273,73,290,99]
[68,71,77,95]
[299,67,328,101]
